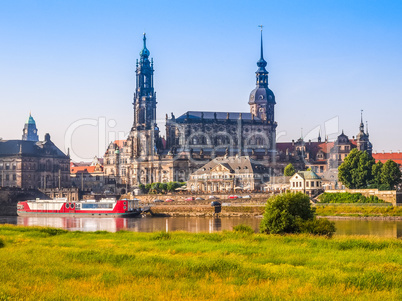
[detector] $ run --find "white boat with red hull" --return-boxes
[17,198,143,217]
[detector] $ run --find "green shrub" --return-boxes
[318,192,384,203]
[298,218,336,237]
[39,227,68,236]
[233,224,254,234]
[260,192,315,234]
[153,231,171,240]
[0,238,4,248]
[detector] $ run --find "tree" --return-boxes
[284,163,296,177]
[371,161,383,186]
[338,149,375,188]
[381,160,402,190]
[260,192,315,234]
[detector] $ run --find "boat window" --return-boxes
[65,203,69,209]
[82,203,114,209]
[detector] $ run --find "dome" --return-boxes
[140,33,150,58]
[248,87,275,105]
[140,47,150,58]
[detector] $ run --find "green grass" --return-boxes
[316,205,402,217]
[0,225,401,300]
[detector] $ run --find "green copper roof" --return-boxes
[296,171,321,180]
[26,114,36,125]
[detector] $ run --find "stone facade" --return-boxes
[187,156,271,193]
[0,133,70,189]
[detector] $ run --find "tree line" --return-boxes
[338,149,401,190]
[138,181,186,194]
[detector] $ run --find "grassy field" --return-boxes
[0,225,401,300]
[315,205,402,217]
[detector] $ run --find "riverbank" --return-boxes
[149,202,402,219]
[0,225,401,300]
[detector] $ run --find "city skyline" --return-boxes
[1,1,402,161]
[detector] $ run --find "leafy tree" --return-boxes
[138,184,146,193]
[284,163,296,177]
[145,183,152,193]
[371,161,383,186]
[260,192,315,234]
[381,160,402,189]
[166,181,181,192]
[338,149,375,188]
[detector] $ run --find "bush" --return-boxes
[260,192,315,234]
[152,231,171,240]
[298,219,336,238]
[318,192,384,203]
[0,238,4,248]
[233,224,254,234]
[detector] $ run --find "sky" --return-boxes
[1,0,402,162]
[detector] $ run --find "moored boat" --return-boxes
[17,198,142,217]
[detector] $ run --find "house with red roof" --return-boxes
[372,152,402,165]
[70,156,109,192]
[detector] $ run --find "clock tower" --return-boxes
[22,113,39,142]
[248,28,276,123]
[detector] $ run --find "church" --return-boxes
[103,32,280,186]
[103,33,373,189]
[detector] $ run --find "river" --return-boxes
[1,216,402,238]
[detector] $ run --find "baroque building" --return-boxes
[276,114,372,178]
[187,156,271,193]
[0,115,70,189]
[103,32,278,188]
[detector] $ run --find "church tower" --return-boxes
[248,27,276,122]
[356,110,372,155]
[22,113,39,141]
[130,34,159,158]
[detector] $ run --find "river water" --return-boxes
[1,216,401,238]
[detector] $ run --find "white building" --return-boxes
[289,171,322,197]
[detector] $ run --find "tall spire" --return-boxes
[360,109,364,132]
[255,25,268,88]
[139,32,150,59]
[259,25,264,61]
[257,25,267,70]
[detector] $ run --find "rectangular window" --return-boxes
[311,181,315,187]
[13,174,16,180]
[306,181,309,187]
[317,181,320,187]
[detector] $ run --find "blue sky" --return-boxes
[1,0,402,161]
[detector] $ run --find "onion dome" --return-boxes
[139,33,150,58]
